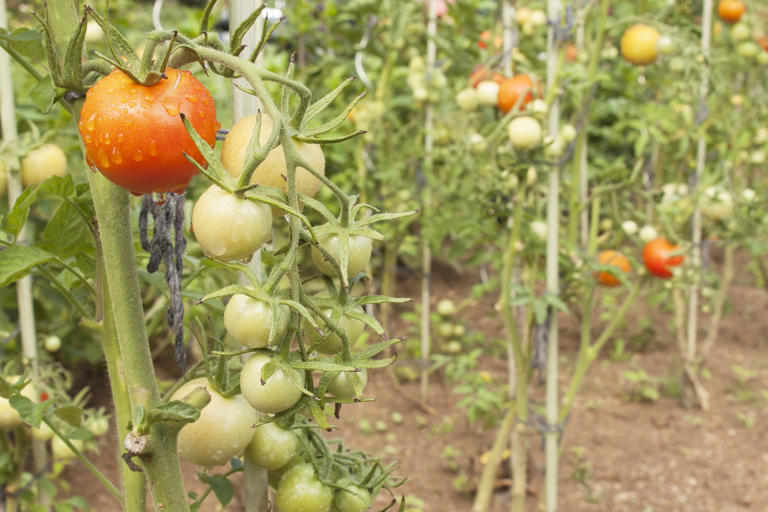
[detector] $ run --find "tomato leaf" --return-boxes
[67,428,94,441]
[3,185,38,238]
[307,400,330,430]
[0,246,57,287]
[30,75,56,114]
[197,473,234,507]
[54,406,83,428]
[9,394,48,427]
[148,401,202,425]
[291,360,358,372]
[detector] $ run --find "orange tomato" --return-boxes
[497,74,540,113]
[642,238,684,279]
[478,30,503,51]
[565,43,579,62]
[758,36,768,53]
[595,250,631,287]
[717,0,746,23]
[469,65,506,88]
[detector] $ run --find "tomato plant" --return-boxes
[642,238,684,279]
[78,68,219,195]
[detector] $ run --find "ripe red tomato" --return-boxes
[642,238,684,279]
[717,0,746,24]
[78,68,219,195]
[497,75,539,114]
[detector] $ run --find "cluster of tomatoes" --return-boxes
[595,237,685,288]
[77,59,381,509]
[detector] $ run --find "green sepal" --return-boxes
[229,4,266,57]
[61,14,87,91]
[301,78,361,132]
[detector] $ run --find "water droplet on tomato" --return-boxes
[148,139,158,156]
[86,113,97,132]
[98,149,110,169]
[163,100,180,117]
[102,132,111,146]
[185,94,197,103]
[116,133,124,143]
[133,150,144,162]
[111,147,123,164]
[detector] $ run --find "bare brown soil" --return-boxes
[65,259,768,511]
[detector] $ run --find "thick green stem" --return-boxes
[98,248,147,511]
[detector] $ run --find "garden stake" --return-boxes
[0,1,49,508]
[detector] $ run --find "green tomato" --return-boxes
[191,184,272,261]
[0,377,36,429]
[276,463,334,512]
[240,353,304,414]
[224,294,289,348]
[332,485,372,512]
[51,436,84,462]
[326,370,368,400]
[245,421,300,471]
[311,231,373,279]
[305,306,365,355]
[21,144,67,186]
[436,299,456,316]
[507,116,542,149]
[700,186,734,221]
[44,335,61,352]
[30,421,54,441]
[171,378,257,467]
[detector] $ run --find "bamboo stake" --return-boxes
[0,2,49,509]
[229,1,268,510]
[420,0,437,403]
[544,0,562,509]
[684,0,713,409]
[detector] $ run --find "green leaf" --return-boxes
[54,405,83,428]
[30,75,56,113]
[10,394,47,427]
[148,401,202,425]
[0,28,42,42]
[42,202,91,258]
[198,473,234,506]
[307,400,330,430]
[291,360,358,372]
[3,185,38,238]
[67,428,93,441]
[357,295,411,305]
[0,246,56,287]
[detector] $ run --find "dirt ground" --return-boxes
[64,258,768,511]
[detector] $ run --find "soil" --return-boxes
[63,257,768,512]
